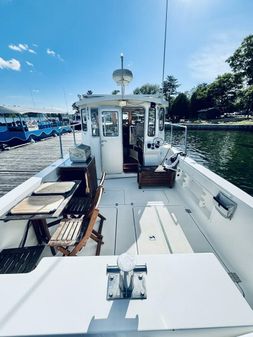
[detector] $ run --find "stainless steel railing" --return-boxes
[167,123,188,155]
[58,123,81,158]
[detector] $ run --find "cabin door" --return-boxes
[99,108,123,174]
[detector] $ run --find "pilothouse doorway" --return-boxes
[99,108,123,174]
[122,106,145,172]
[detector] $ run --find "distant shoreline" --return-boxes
[165,122,253,131]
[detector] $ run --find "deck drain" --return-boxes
[149,235,156,241]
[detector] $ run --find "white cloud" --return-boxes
[46,48,64,62]
[28,48,36,54]
[47,48,56,56]
[0,57,21,71]
[188,34,241,82]
[8,43,36,54]
[25,61,34,67]
[8,44,22,52]
[18,43,28,51]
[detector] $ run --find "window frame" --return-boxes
[91,108,100,137]
[159,107,165,131]
[147,107,156,137]
[102,110,119,137]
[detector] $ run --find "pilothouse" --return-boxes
[75,93,168,175]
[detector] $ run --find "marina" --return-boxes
[0,106,72,147]
[0,132,81,198]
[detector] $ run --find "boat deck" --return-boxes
[42,176,218,261]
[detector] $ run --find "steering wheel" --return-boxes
[153,137,164,148]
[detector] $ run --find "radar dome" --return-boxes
[112,69,133,86]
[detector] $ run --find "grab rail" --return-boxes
[167,123,188,155]
[58,123,81,158]
[58,127,64,158]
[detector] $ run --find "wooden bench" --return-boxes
[138,165,176,189]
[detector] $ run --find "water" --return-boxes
[165,130,253,197]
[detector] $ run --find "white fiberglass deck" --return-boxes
[64,176,217,259]
[1,254,253,337]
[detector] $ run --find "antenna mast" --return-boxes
[120,53,124,99]
[162,0,168,85]
[112,54,133,99]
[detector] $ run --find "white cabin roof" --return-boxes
[75,94,167,107]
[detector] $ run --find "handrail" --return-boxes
[167,122,188,155]
[58,122,81,158]
[58,127,64,158]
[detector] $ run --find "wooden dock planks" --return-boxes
[0,132,82,198]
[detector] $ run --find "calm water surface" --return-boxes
[165,130,253,196]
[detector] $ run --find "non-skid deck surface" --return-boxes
[75,177,216,257]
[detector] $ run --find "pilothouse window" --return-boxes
[91,108,99,136]
[159,107,165,131]
[102,111,119,137]
[81,108,87,132]
[148,107,156,137]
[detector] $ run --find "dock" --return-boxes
[0,132,82,198]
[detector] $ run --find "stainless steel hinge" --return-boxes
[228,272,241,283]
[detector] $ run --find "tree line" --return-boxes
[132,34,253,121]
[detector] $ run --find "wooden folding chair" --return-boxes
[63,172,106,218]
[48,186,105,256]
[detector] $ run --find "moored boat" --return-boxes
[0,105,72,147]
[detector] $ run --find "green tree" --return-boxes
[133,83,160,95]
[226,35,253,85]
[162,75,180,102]
[239,85,253,117]
[208,73,242,114]
[171,93,190,121]
[162,75,180,119]
[190,83,213,119]
[112,90,120,95]
[86,90,93,95]
[72,102,78,112]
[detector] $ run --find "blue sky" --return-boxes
[0,0,253,111]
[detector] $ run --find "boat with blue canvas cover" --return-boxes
[0,105,72,147]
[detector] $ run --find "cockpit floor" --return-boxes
[42,177,216,259]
